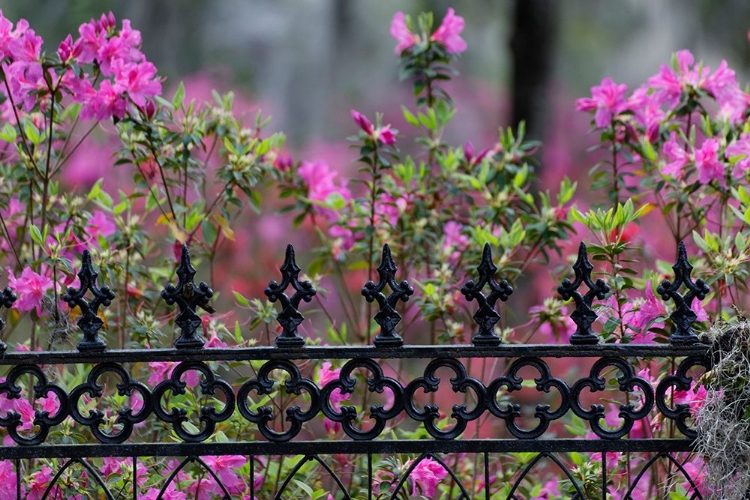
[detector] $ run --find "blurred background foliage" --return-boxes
[5,0,750,152]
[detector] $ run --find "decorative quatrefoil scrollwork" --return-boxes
[152,361,234,442]
[361,244,414,347]
[657,242,710,345]
[161,245,215,349]
[0,365,69,445]
[62,250,115,352]
[460,243,513,346]
[265,244,316,347]
[558,242,610,345]
[237,360,320,442]
[320,358,404,440]
[69,363,152,443]
[403,358,486,440]
[486,357,570,439]
[0,285,16,354]
[570,357,654,439]
[655,355,710,439]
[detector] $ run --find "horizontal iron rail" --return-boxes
[0,439,695,459]
[0,343,709,365]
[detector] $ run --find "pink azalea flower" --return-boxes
[464,141,490,166]
[318,361,349,406]
[112,58,162,107]
[648,49,708,109]
[681,459,708,497]
[430,8,467,54]
[89,210,117,239]
[351,109,374,135]
[661,132,689,178]
[141,484,186,500]
[0,460,20,499]
[576,77,628,128]
[626,86,665,142]
[407,458,448,497]
[442,221,469,266]
[202,455,247,495]
[726,132,750,178]
[390,12,419,55]
[694,137,724,184]
[375,125,397,145]
[298,160,351,221]
[6,266,53,316]
[26,465,55,500]
[147,361,200,387]
[632,281,666,333]
[530,477,560,499]
[0,11,14,59]
[80,79,127,120]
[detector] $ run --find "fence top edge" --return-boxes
[0,343,709,365]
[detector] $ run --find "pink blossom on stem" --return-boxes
[694,137,724,184]
[661,132,689,178]
[298,160,351,221]
[626,86,665,142]
[407,458,448,497]
[0,460,20,499]
[6,266,53,316]
[202,455,247,495]
[430,8,467,54]
[726,132,750,178]
[350,109,374,135]
[631,281,666,333]
[442,221,469,266]
[88,210,116,240]
[390,12,419,55]
[648,50,707,109]
[112,59,161,107]
[376,125,397,145]
[576,77,628,128]
[464,141,490,166]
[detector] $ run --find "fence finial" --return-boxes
[63,250,115,352]
[657,241,709,345]
[362,244,414,347]
[558,242,609,345]
[161,245,214,349]
[461,243,513,346]
[265,244,316,347]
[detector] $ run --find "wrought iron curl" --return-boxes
[403,358,486,440]
[0,364,69,445]
[655,355,710,438]
[486,357,570,439]
[570,356,654,439]
[361,244,414,347]
[461,243,513,346]
[657,242,710,345]
[69,363,153,443]
[319,358,404,440]
[264,244,316,347]
[152,361,235,442]
[0,285,16,354]
[62,250,115,352]
[161,245,215,349]
[558,242,610,345]
[237,359,320,442]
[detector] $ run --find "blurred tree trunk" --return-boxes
[510,0,558,144]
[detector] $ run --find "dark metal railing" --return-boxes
[0,242,711,499]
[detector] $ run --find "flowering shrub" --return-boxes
[0,4,736,500]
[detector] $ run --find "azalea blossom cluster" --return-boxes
[0,10,161,122]
[577,49,750,185]
[390,7,467,55]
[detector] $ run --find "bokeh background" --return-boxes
[5,0,750,156]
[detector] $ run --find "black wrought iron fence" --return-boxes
[0,242,711,499]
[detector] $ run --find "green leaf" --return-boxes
[402,106,420,127]
[172,81,185,109]
[29,224,43,247]
[233,290,250,307]
[202,220,218,247]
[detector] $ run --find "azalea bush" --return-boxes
[0,4,742,500]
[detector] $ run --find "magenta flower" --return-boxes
[648,50,706,109]
[576,77,628,128]
[726,132,750,178]
[694,138,724,184]
[626,86,665,142]
[407,458,448,497]
[318,361,349,406]
[376,125,397,145]
[88,210,116,240]
[661,132,689,178]
[390,12,419,55]
[202,455,247,495]
[112,59,162,107]
[430,8,467,54]
[632,281,666,335]
[442,221,469,266]
[351,109,374,135]
[0,460,19,499]
[298,160,351,221]
[6,266,53,316]
[464,141,490,166]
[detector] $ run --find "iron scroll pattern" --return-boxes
[0,241,713,498]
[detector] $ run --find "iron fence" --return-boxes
[0,241,712,499]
